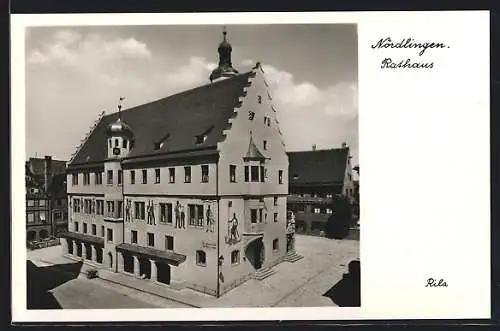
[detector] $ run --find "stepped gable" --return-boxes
[68,71,255,167]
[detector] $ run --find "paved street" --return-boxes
[27,235,359,309]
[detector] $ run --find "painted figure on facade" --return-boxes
[206,205,215,232]
[229,213,239,243]
[180,204,186,229]
[174,201,180,228]
[147,200,156,225]
[125,199,131,222]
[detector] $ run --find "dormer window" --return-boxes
[155,133,170,150]
[292,174,300,180]
[114,139,119,147]
[194,134,207,145]
[123,139,128,148]
[263,140,267,150]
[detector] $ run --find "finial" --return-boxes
[222,25,227,41]
[118,96,125,120]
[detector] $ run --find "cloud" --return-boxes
[163,56,217,91]
[253,61,359,163]
[28,30,152,67]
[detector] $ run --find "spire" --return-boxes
[243,131,267,161]
[210,26,239,83]
[118,96,125,120]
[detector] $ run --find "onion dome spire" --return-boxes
[210,26,239,82]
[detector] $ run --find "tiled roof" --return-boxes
[116,243,186,266]
[287,148,349,185]
[69,72,255,167]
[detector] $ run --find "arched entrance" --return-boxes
[27,231,36,241]
[245,237,265,270]
[157,262,171,284]
[108,252,113,268]
[96,247,103,263]
[39,229,49,239]
[123,253,134,273]
[67,239,74,254]
[138,257,151,279]
[84,243,92,260]
[76,242,82,257]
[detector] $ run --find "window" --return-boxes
[27,200,34,207]
[107,228,113,242]
[258,95,262,104]
[244,166,249,182]
[107,170,113,185]
[96,200,104,215]
[107,201,115,217]
[123,139,128,148]
[165,235,174,250]
[169,168,175,183]
[131,230,137,244]
[231,250,240,265]
[267,116,271,127]
[130,170,135,184]
[118,170,123,185]
[274,197,278,206]
[251,166,259,182]
[196,250,206,266]
[142,170,147,184]
[313,208,321,214]
[160,203,172,223]
[155,169,161,184]
[114,138,119,147]
[188,204,204,227]
[326,208,333,214]
[263,140,267,150]
[72,173,79,186]
[92,224,97,235]
[278,170,283,184]
[39,199,46,206]
[83,173,90,185]
[74,222,79,232]
[109,139,112,148]
[326,193,333,198]
[229,165,236,183]
[134,202,145,220]
[260,166,265,182]
[147,233,154,247]
[39,211,47,223]
[101,225,105,237]
[259,208,263,223]
[251,209,258,224]
[184,166,191,183]
[201,165,209,183]
[274,212,278,222]
[248,110,255,120]
[117,201,123,218]
[95,172,102,185]
[348,173,352,181]
[273,239,279,251]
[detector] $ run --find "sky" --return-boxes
[25,24,358,166]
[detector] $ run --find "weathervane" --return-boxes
[222,25,227,40]
[118,96,125,120]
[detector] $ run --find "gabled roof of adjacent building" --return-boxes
[69,71,255,167]
[287,147,350,186]
[27,157,66,177]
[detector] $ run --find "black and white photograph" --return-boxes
[24,23,360,310]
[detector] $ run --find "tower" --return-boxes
[209,26,239,83]
[106,97,134,159]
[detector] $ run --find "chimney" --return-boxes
[44,155,52,192]
[312,144,317,151]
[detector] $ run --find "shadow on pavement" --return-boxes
[27,260,83,309]
[322,260,360,307]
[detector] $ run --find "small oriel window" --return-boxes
[258,95,262,104]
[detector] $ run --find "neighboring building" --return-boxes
[286,145,355,235]
[25,156,68,242]
[60,30,299,297]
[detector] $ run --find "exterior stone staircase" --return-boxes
[253,266,276,281]
[283,250,304,263]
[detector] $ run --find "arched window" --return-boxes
[196,250,206,266]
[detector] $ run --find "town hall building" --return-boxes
[60,30,300,297]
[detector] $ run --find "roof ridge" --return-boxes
[287,147,349,153]
[106,71,255,118]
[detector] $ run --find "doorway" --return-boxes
[245,237,265,270]
[139,257,151,279]
[108,252,113,268]
[85,243,92,260]
[123,253,134,273]
[157,262,171,284]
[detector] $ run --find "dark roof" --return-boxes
[116,243,186,266]
[69,72,255,167]
[287,148,349,185]
[27,158,66,177]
